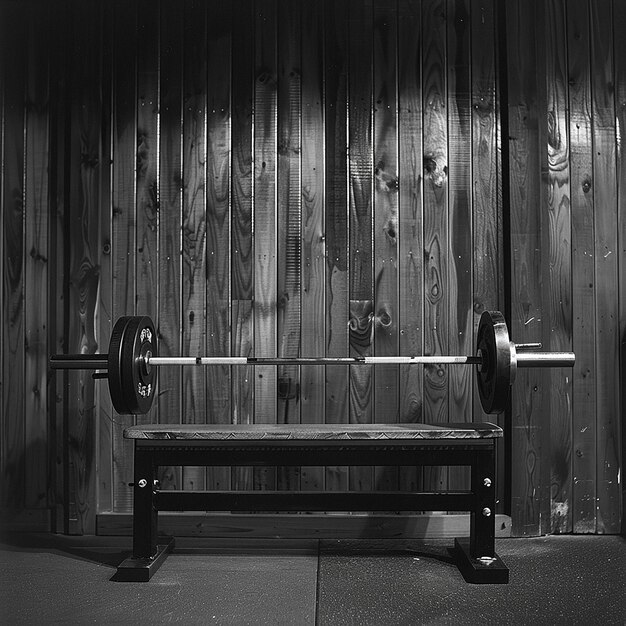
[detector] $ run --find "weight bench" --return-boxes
[114,422,509,584]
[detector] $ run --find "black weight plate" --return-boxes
[121,316,157,415]
[108,316,157,414]
[476,310,511,414]
[108,316,135,414]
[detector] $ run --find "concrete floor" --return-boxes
[0,533,624,624]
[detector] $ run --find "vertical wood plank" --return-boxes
[544,0,573,534]
[348,0,374,491]
[47,0,71,531]
[111,0,137,512]
[276,0,301,491]
[205,1,232,490]
[24,2,50,511]
[1,0,26,511]
[0,0,4,511]
[422,0,448,494]
[590,0,620,534]
[614,0,626,536]
[447,0,472,419]
[254,0,278,489]
[136,0,159,324]
[506,0,547,536]
[300,0,326,491]
[66,0,103,531]
[135,0,159,431]
[157,0,183,490]
[373,0,399,491]
[324,0,350,491]
[471,0,500,419]
[398,0,423,492]
[471,0,503,509]
[181,0,207,491]
[567,0,596,533]
[97,0,114,513]
[446,0,472,494]
[231,0,255,490]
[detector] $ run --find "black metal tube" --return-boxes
[49,354,109,370]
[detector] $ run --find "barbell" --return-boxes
[49,311,575,415]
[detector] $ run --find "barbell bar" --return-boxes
[49,311,575,415]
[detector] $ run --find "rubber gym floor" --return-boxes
[1,533,624,624]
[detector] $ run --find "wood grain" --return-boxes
[447,0,472,494]
[6,0,623,538]
[373,0,399,492]
[97,1,113,514]
[300,0,325,491]
[67,0,103,531]
[398,0,423,492]
[231,0,255,491]
[48,0,71,530]
[545,0,573,534]
[205,1,232,490]
[1,1,26,511]
[24,2,50,511]
[506,0,547,536]
[254,0,278,489]
[181,0,208,491]
[471,0,499,421]
[590,0,620,534]
[567,0,596,533]
[276,0,301,491]
[348,0,374,494]
[615,0,626,537]
[422,0,448,430]
[422,0,448,496]
[470,0,505,513]
[157,0,184,491]
[111,0,137,512]
[135,0,159,433]
[324,0,350,492]
[0,0,5,512]
[136,0,159,325]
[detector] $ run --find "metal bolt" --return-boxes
[483,478,492,487]
[138,479,148,488]
[482,507,492,517]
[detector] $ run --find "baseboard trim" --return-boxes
[97,512,512,539]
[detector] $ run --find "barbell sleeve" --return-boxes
[515,351,575,368]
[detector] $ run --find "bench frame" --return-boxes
[114,424,509,584]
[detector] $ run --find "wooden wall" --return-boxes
[506,0,623,536]
[0,0,623,537]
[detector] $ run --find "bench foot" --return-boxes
[452,538,509,584]
[112,537,175,582]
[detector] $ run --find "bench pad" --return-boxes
[124,422,502,441]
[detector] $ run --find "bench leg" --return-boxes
[453,444,509,583]
[112,447,174,582]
